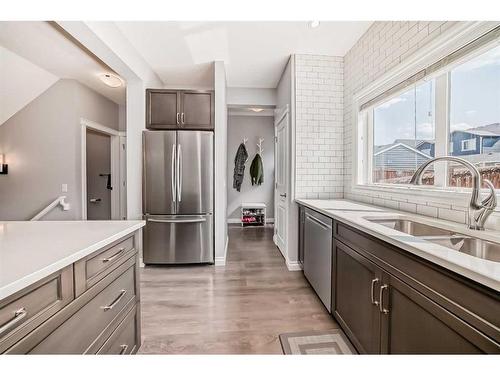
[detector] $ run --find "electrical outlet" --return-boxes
[61,184,68,193]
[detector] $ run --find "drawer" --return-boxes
[74,235,135,296]
[29,264,137,354]
[0,266,73,352]
[97,304,139,354]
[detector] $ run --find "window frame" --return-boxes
[352,22,500,204]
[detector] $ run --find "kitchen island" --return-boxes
[0,220,144,354]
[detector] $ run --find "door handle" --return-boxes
[148,217,207,224]
[280,193,287,198]
[181,112,185,124]
[171,144,176,202]
[379,284,390,314]
[176,112,180,125]
[90,198,102,203]
[119,344,129,355]
[177,144,182,202]
[370,278,379,306]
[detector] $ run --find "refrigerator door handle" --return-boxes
[171,143,176,202]
[177,143,182,202]
[148,217,207,224]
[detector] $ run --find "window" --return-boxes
[360,37,500,190]
[461,139,476,152]
[372,80,435,184]
[448,44,500,188]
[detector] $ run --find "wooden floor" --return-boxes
[138,225,338,354]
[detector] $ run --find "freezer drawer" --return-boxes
[143,214,213,264]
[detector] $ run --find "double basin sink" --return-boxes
[366,218,500,263]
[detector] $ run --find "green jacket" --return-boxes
[249,153,264,186]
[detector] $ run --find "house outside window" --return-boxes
[461,138,477,152]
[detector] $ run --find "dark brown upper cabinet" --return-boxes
[146,89,214,130]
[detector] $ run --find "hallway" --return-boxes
[139,226,338,354]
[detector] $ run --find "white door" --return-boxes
[274,108,289,257]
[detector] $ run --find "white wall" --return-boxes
[295,54,344,199]
[0,46,58,126]
[0,79,119,220]
[227,115,275,221]
[214,61,228,265]
[227,87,276,107]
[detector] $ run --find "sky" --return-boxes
[373,44,500,147]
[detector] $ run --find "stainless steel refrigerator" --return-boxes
[142,130,214,264]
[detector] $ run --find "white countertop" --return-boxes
[296,199,500,292]
[0,220,145,300]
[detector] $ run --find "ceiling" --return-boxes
[0,21,126,105]
[115,21,372,88]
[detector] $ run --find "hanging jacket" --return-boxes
[233,143,248,192]
[249,153,264,186]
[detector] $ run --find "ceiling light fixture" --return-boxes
[99,73,124,88]
[309,21,320,29]
[250,108,265,113]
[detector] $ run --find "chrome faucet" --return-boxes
[409,156,497,230]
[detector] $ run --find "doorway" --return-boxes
[81,118,124,220]
[86,129,112,220]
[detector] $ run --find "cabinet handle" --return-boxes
[119,344,129,354]
[181,112,185,124]
[101,248,125,263]
[370,278,379,306]
[176,113,180,125]
[0,308,27,335]
[101,290,127,311]
[379,284,390,314]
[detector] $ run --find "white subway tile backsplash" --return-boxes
[295,54,344,199]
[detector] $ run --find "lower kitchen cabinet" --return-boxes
[379,274,493,354]
[334,242,381,353]
[1,232,142,355]
[332,223,500,354]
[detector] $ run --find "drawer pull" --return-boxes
[101,248,126,263]
[0,307,27,335]
[370,278,379,306]
[119,344,129,354]
[101,290,127,311]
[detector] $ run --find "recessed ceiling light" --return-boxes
[99,73,124,88]
[309,21,320,29]
[250,108,264,113]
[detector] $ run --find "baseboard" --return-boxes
[227,218,275,224]
[286,260,303,271]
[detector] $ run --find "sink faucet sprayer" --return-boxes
[409,156,497,230]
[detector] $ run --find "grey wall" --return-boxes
[227,115,275,220]
[0,79,119,220]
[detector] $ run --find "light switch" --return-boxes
[61,184,68,193]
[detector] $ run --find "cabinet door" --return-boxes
[380,274,499,354]
[146,90,179,129]
[333,241,382,353]
[180,91,214,129]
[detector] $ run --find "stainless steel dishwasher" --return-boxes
[303,208,332,312]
